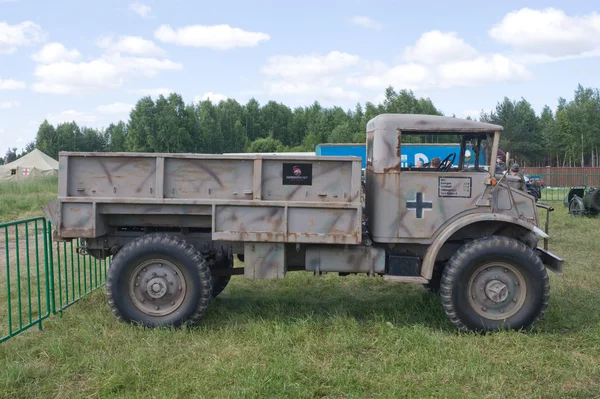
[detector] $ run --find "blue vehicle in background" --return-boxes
[316,142,487,171]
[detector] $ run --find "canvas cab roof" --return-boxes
[366,114,503,134]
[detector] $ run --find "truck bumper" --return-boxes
[536,247,564,275]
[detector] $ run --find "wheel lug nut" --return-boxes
[141,298,145,302]
[178,286,182,291]
[155,306,159,310]
[171,302,175,305]
[504,269,508,273]
[143,268,147,272]
[482,307,487,311]
[169,281,174,285]
[174,271,178,275]
[135,283,139,287]
[159,264,162,267]
[152,272,156,276]
[513,298,517,302]
[501,309,504,313]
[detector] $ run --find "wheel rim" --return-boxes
[467,262,526,320]
[569,201,583,216]
[129,259,187,317]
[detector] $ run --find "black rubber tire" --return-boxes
[569,197,585,217]
[423,262,445,294]
[106,233,212,328]
[440,236,550,332]
[211,254,233,298]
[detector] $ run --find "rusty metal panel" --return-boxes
[305,245,385,274]
[163,158,254,200]
[67,156,156,198]
[60,202,94,237]
[261,158,357,203]
[215,206,285,234]
[244,242,286,279]
[287,207,359,240]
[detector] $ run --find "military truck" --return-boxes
[43,114,563,332]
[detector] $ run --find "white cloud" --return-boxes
[47,110,97,125]
[349,16,383,31]
[344,31,530,91]
[194,92,228,103]
[0,78,26,90]
[489,8,600,58]
[129,87,173,97]
[261,51,360,79]
[97,35,165,56]
[437,55,531,87]
[31,54,182,94]
[130,2,152,18]
[402,30,478,65]
[346,62,431,90]
[0,21,44,54]
[32,42,80,63]
[0,100,20,109]
[96,102,134,114]
[154,24,270,50]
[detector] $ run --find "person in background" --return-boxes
[508,163,526,191]
[416,159,424,168]
[496,150,506,174]
[430,157,441,168]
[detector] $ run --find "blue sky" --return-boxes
[1,0,599,153]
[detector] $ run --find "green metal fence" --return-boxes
[1,218,109,343]
[533,173,600,202]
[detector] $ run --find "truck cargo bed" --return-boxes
[48,152,363,245]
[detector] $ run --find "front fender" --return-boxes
[421,213,547,280]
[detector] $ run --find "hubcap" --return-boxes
[468,262,526,320]
[129,259,186,317]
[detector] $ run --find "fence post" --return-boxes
[46,220,56,314]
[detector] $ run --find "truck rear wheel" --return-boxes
[106,233,212,328]
[440,236,550,332]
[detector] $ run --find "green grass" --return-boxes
[1,181,600,398]
[0,177,58,223]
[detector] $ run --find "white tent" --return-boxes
[0,149,59,182]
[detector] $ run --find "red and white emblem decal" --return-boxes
[23,168,30,176]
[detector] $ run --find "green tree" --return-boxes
[248,137,283,153]
[106,121,128,152]
[126,96,156,152]
[35,120,58,158]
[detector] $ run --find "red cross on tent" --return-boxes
[22,168,30,176]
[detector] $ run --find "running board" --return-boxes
[383,276,427,283]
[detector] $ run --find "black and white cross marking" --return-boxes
[406,192,433,219]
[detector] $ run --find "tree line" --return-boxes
[3,84,600,167]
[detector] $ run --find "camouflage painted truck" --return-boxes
[43,114,564,332]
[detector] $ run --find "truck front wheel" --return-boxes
[440,236,550,332]
[106,233,212,328]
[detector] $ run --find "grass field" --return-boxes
[0,177,58,223]
[1,178,600,398]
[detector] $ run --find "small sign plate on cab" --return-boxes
[438,176,472,198]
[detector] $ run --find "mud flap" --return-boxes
[536,247,564,275]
